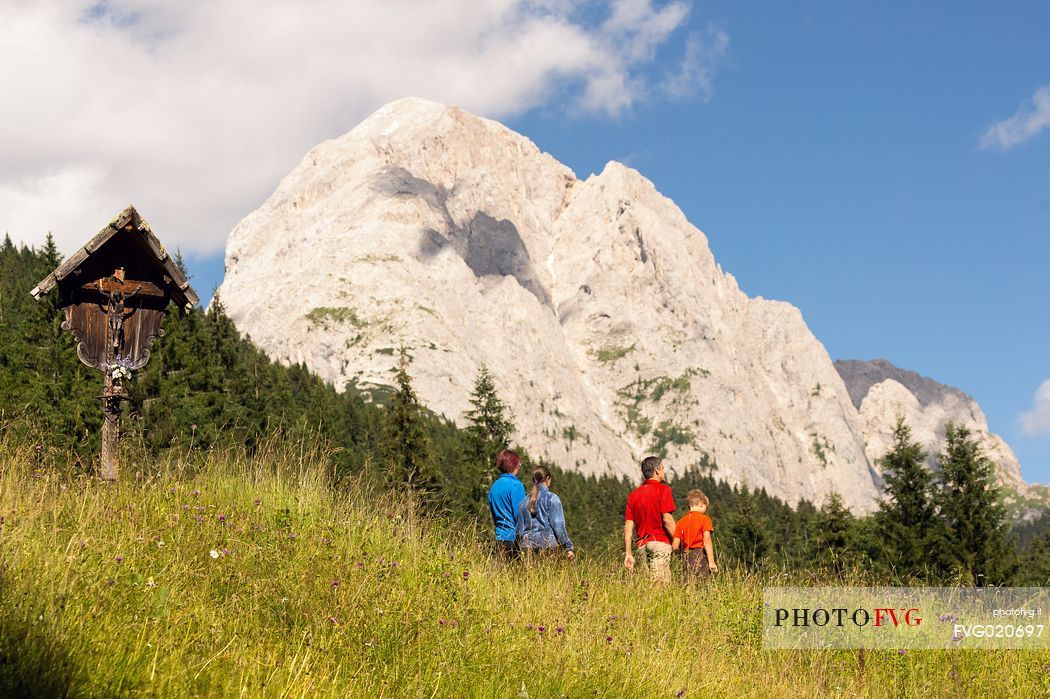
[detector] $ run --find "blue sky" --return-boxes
[3,1,1048,481]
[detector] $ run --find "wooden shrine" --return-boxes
[30,205,198,480]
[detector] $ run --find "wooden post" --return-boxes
[101,373,120,481]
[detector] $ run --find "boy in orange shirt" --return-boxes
[671,489,717,581]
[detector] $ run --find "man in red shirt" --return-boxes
[624,455,677,583]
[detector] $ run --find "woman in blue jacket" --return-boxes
[516,466,575,559]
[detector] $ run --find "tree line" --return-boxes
[2,236,1048,583]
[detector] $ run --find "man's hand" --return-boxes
[566,550,576,561]
[623,552,634,570]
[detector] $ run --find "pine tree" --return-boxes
[873,417,944,580]
[935,423,1016,585]
[725,487,771,570]
[1017,531,1050,586]
[463,364,515,504]
[384,348,441,499]
[814,492,855,574]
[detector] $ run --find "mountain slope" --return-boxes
[218,98,883,509]
[835,359,1026,493]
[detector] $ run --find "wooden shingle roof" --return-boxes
[30,205,199,309]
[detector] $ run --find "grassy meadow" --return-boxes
[2,438,1049,698]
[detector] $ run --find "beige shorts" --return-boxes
[636,540,673,583]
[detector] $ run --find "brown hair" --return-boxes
[640,455,662,480]
[687,489,709,508]
[496,449,521,474]
[528,466,551,514]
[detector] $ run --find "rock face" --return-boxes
[219,98,913,511]
[835,359,1026,493]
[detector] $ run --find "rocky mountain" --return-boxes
[217,98,1023,512]
[835,359,1026,494]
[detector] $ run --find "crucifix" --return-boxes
[31,206,197,480]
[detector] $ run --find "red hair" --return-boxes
[496,449,521,474]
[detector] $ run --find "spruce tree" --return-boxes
[873,417,943,580]
[935,423,1016,585]
[384,348,441,499]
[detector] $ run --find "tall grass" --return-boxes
[2,437,1048,697]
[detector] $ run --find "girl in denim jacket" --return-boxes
[515,466,575,559]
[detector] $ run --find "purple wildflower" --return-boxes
[332,580,340,588]
[254,498,261,507]
[462,571,470,580]
[606,635,613,644]
[192,489,200,497]
[438,618,447,626]
[556,626,564,634]
[537,626,546,634]
[897,649,907,655]
[115,556,124,564]
[217,514,226,523]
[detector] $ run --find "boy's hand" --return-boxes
[623,552,634,570]
[709,563,718,573]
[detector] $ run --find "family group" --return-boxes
[486,451,718,582]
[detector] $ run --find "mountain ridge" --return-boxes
[216,97,1026,511]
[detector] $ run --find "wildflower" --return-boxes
[328,616,339,625]
[210,549,220,559]
[156,540,165,548]
[676,690,686,698]
[605,636,613,644]
[897,649,907,656]
[254,498,261,507]
[438,618,447,626]
[451,620,459,627]
[332,580,340,588]
[442,572,450,579]
[556,626,564,634]
[146,578,156,588]
[390,561,399,568]
[462,571,470,580]
[115,556,124,564]
[537,626,546,634]
[192,490,200,497]
[357,562,364,569]
[222,548,231,556]
[289,533,297,540]
[526,624,534,631]
[609,615,618,621]
[217,514,226,523]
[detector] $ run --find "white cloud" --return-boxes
[0,1,723,257]
[980,86,1050,150]
[660,25,729,100]
[1019,379,1050,436]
